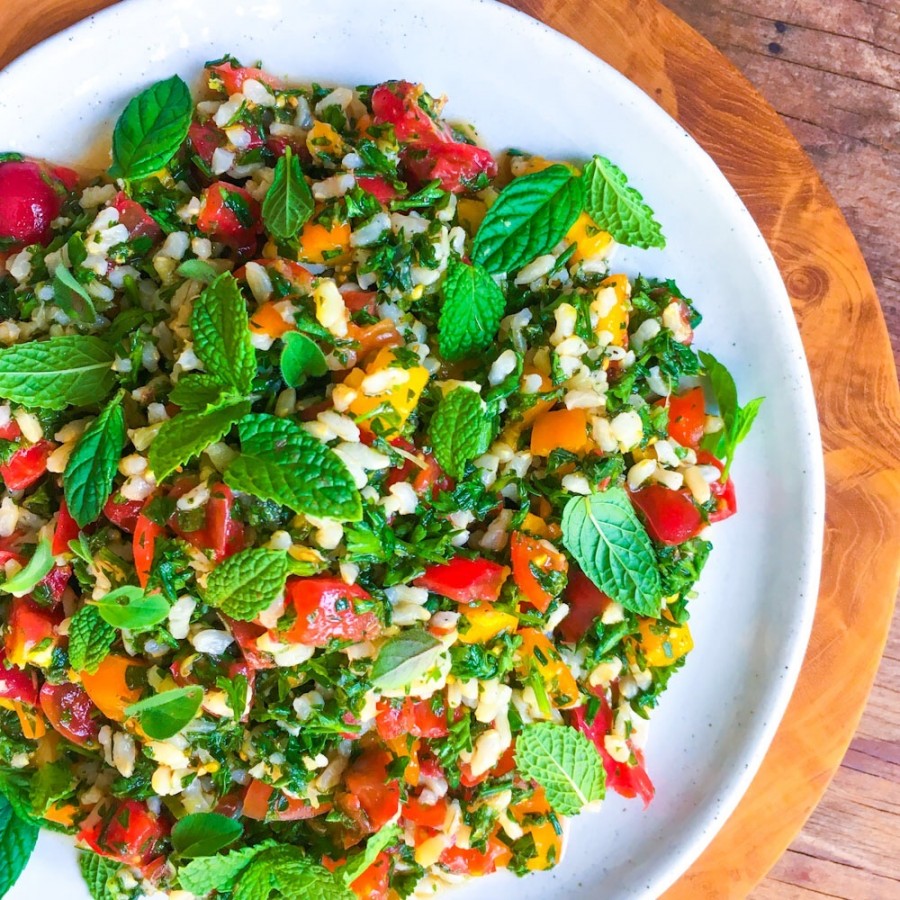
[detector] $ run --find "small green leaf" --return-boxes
[280,332,328,388]
[30,762,75,817]
[52,265,97,323]
[262,146,314,241]
[582,155,665,250]
[63,392,127,527]
[177,841,279,896]
[0,539,53,595]
[0,795,39,897]
[204,548,289,621]
[233,845,352,900]
[370,628,445,691]
[126,685,203,740]
[438,258,506,362]
[168,373,231,413]
[339,823,402,885]
[171,812,243,859]
[67,606,116,674]
[472,165,583,274]
[514,723,605,816]
[0,335,116,410]
[429,386,494,478]
[93,586,170,632]
[109,75,193,180]
[79,851,124,900]
[561,487,662,616]
[176,258,220,283]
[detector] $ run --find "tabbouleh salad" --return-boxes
[0,57,762,900]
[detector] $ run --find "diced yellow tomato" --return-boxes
[526,820,563,871]
[44,802,78,828]
[306,121,347,159]
[458,603,519,644]
[457,198,487,233]
[249,300,294,338]
[14,701,46,739]
[79,655,145,722]
[345,349,429,438]
[566,212,614,263]
[34,731,61,765]
[512,156,579,177]
[297,220,352,265]
[530,408,589,457]
[520,513,550,538]
[385,735,420,786]
[516,629,579,708]
[594,274,631,348]
[636,617,693,667]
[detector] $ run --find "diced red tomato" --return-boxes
[39,682,100,746]
[0,440,54,490]
[78,799,168,867]
[510,531,568,614]
[402,140,498,193]
[188,121,225,167]
[112,192,161,241]
[225,617,276,670]
[0,420,22,441]
[39,565,72,605]
[0,648,39,706]
[103,496,145,534]
[697,451,738,524]
[0,159,73,250]
[356,176,400,205]
[282,577,381,647]
[196,182,261,255]
[133,513,163,589]
[458,744,516,788]
[414,557,509,604]
[657,387,705,450]
[558,567,611,644]
[169,482,244,562]
[439,836,512,876]
[4,596,61,667]
[341,289,378,315]
[52,502,80,556]
[208,61,281,95]
[339,749,400,835]
[403,796,448,830]
[629,483,705,545]
[350,851,391,900]
[381,438,450,501]
[569,702,655,807]
[375,696,450,741]
[241,779,331,822]
[371,82,450,144]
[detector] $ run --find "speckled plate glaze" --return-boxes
[0,1,825,897]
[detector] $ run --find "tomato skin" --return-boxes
[558,567,610,644]
[350,851,391,900]
[0,440,54,490]
[188,121,224,167]
[103,496,145,534]
[657,386,705,450]
[39,682,100,746]
[510,531,568,613]
[133,513,163,589]
[39,564,72,605]
[403,797,448,830]
[341,289,378,315]
[0,159,71,250]
[402,140,498,193]
[169,482,243,562]
[439,836,511,875]
[196,182,261,254]
[283,577,381,647]
[225,617,276,670]
[52,501,80,556]
[414,557,509,604]
[356,176,399,205]
[371,81,448,143]
[375,696,450,741]
[78,800,168,867]
[0,420,22,441]
[111,192,160,241]
[4,596,61,667]
[697,451,738,523]
[208,62,280,95]
[339,749,401,835]
[629,483,704,545]
[0,648,39,706]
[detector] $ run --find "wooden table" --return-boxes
[2,1,899,898]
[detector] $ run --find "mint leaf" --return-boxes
[280,332,328,388]
[93,586,170,632]
[149,399,250,482]
[68,606,116,674]
[204,548,289,621]
[169,373,231,412]
[262,146,315,241]
[234,846,352,900]
[226,414,362,522]
[514,723,605,816]
[437,258,506,362]
[0,795,38,897]
[429,386,494,478]
[79,851,124,900]
[561,487,662,616]
[53,265,97,323]
[171,812,242,859]
[63,392,127,527]
[582,155,665,250]
[370,627,445,691]
[109,75,193,180]
[0,335,116,410]
[176,258,219,283]
[31,762,75,816]
[177,841,278,896]
[339,823,402,885]
[0,538,53,595]
[190,273,256,395]
[126,685,203,740]
[698,351,763,478]
[472,165,583,274]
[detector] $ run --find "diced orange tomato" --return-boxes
[384,735,420,786]
[306,121,347,160]
[456,198,487,232]
[80,654,145,722]
[510,531,568,613]
[516,628,579,708]
[439,835,512,875]
[458,602,519,644]
[656,386,706,450]
[4,596,61,667]
[242,779,330,821]
[403,796,448,830]
[519,367,554,427]
[525,820,563,871]
[635,616,693,667]
[350,851,391,900]
[530,408,589,457]
[249,300,294,338]
[566,211,613,263]
[297,220,352,265]
[13,701,46,739]
[594,275,631,347]
[44,802,78,828]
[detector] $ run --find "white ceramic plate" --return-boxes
[0,1,825,897]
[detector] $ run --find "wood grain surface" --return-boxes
[2,1,900,898]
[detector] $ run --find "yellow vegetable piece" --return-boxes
[80,654,145,722]
[44,802,78,828]
[459,603,519,644]
[594,274,631,348]
[345,349,429,438]
[526,820,564,871]
[306,121,347,159]
[636,617,694,667]
[297,220,352,265]
[457,198,487,233]
[516,628,579,708]
[530,408,589,457]
[566,212,614,263]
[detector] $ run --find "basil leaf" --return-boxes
[109,75,193,180]
[339,823,402,885]
[0,795,38,897]
[561,487,662,616]
[168,373,232,413]
[93,586,170,632]
[149,399,250,482]
[0,335,116,410]
[52,265,97,323]
[370,628,445,691]
[0,538,53,595]
[280,332,328,388]
[67,606,116,674]
[176,258,220,283]
[437,258,506,362]
[177,841,279,896]
[514,723,605,815]
[472,165,583,274]
[171,812,243,859]
[582,155,665,250]
[190,273,256,395]
[63,392,127,527]
[79,851,124,900]
[126,685,203,740]
[262,146,314,241]
[429,386,494,479]
[204,548,289,621]
[226,414,362,522]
